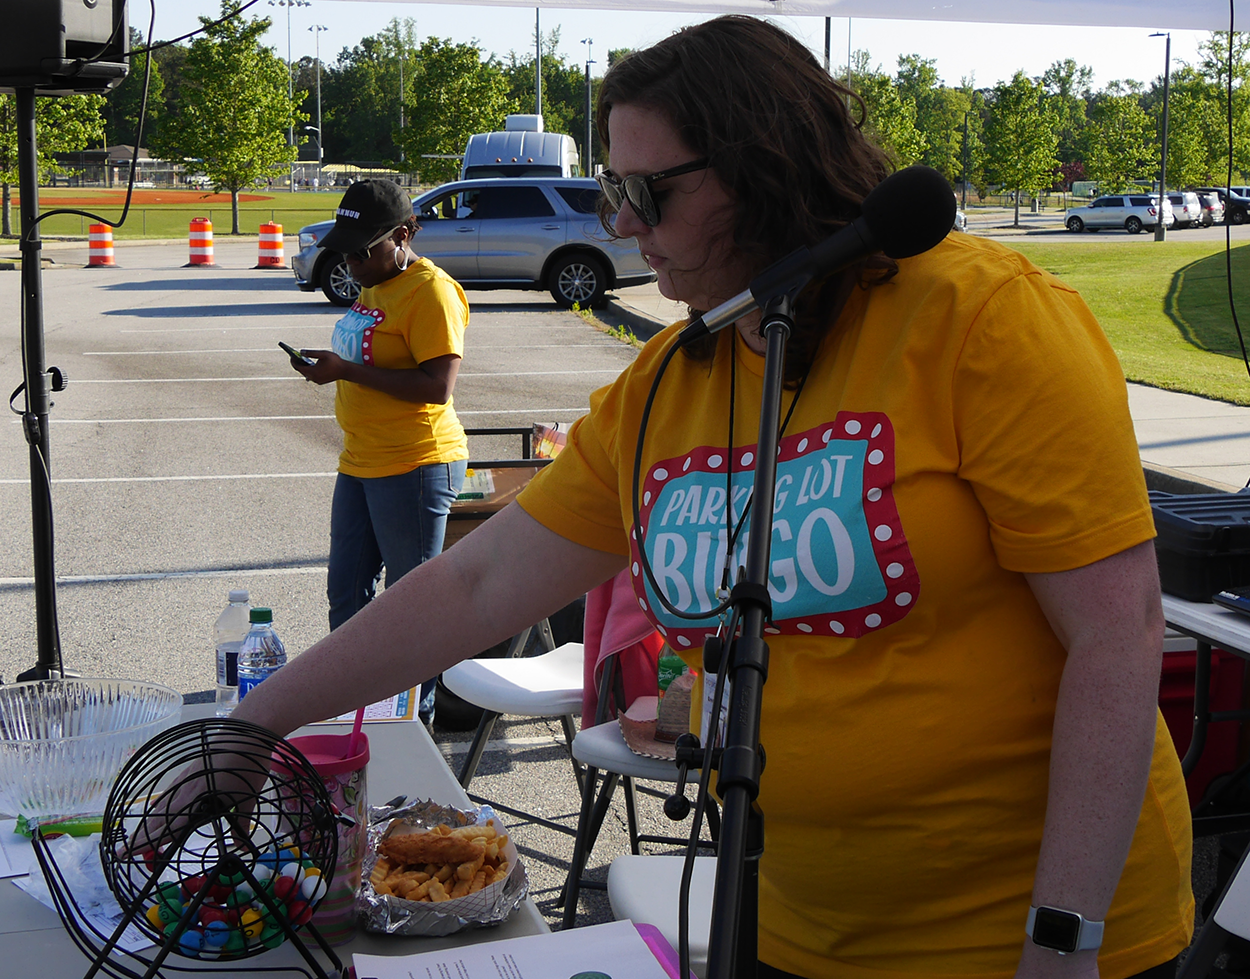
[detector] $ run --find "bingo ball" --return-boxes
[98,718,339,962]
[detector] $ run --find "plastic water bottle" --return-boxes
[237,608,287,702]
[214,589,251,716]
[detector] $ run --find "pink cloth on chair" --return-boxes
[582,569,665,728]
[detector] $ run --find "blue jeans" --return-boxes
[327,460,467,722]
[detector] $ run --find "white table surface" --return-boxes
[1162,593,1250,656]
[0,703,548,978]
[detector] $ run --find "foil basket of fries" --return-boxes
[358,798,528,937]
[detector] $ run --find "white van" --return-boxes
[460,115,581,180]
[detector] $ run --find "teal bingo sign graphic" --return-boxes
[331,301,386,365]
[629,412,919,649]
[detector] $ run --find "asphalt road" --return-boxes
[0,239,640,691]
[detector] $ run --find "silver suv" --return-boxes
[292,177,656,308]
[1064,194,1174,234]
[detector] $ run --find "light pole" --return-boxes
[534,8,542,117]
[309,24,327,184]
[580,38,594,175]
[269,0,310,190]
[962,110,970,210]
[1150,31,1171,241]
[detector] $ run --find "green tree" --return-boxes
[153,1,304,233]
[0,93,106,235]
[984,71,1059,226]
[1149,65,1222,187]
[1041,59,1093,167]
[1197,31,1250,180]
[851,52,927,167]
[397,37,515,184]
[895,54,970,182]
[105,28,165,148]
[1083,81,1155,192]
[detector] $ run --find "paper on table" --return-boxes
[0,819,36,878]
[313,687,418,724]
[353,919,671,979]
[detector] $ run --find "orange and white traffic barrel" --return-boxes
[255,222,286,268]
[87,224,115,267]
[186,217,215,267]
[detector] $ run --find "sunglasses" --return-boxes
[352,226,398,261]
[596,158,711,227]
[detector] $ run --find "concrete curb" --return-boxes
[598,297,669,341]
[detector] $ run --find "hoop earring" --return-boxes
[394,247,410,271]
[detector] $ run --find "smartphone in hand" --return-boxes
[279,341,315,366]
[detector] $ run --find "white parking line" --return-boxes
[84,344,613,355]
[18,408,587,425]
[68,370,620,384]
[0,472,337,485]
[0,566,327,587]
[120,324,598,334]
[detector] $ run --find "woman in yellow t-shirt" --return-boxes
[232,19,1191,979]
[293,179,469,725]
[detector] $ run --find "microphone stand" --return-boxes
[704,293,792,979]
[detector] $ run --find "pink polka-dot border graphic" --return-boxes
[629,411,920,644]
[348,301,386,365]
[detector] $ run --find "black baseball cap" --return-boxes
[318,180,413,255]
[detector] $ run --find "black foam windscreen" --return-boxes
[860,166,957,260]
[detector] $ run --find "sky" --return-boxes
[150,1,1216,93]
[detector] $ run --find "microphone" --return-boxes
[677,165,957,344]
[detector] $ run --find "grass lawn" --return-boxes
[10,189,344,238]
[1009,239,1250,406]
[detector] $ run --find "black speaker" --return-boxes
[0,0,129,95]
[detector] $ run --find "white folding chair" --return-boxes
[608,854,715,979]
[1179,841,1250,979]
[441,641,585,833]
[560,657,719,928]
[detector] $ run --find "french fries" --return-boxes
[369,820,511,903]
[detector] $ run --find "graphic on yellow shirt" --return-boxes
[332,301,387,365]
[632,411,919,650]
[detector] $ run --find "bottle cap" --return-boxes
[229,590,250,603]
[249,607,273,624]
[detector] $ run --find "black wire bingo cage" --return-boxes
[32,718,349,979]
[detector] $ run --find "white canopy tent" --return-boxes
[334,0,1235,32]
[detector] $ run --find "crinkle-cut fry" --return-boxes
[431,824,451,836]
[394,877,426,899]
[451,823,496,841]
[489,861,510,884]
[374,880,394,896]
[468,868,489,894]
[455,853,485,881]
[450,878,472,899]
[434,863,454,883]
[369,857,392,884]
[423,863,440,876]
[484,842,499,860]
[428,879,451,902]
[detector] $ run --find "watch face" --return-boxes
[1033,907,1081,953]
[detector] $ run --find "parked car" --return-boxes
[1165,191,1203,229]
[1194,187,1250,225]
[1198,192,1226,227]
[1064,194,1174,234]
[292,178,656,308]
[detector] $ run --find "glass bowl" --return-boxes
[0,679,182,824]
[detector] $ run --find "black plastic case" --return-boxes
[1150,491,1250,602]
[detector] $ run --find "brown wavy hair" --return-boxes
[596,15,895,382]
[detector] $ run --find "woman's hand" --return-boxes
[293,348,347,385]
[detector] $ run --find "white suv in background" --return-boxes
[1064,194,1174,234]
[1166,191,1203,229]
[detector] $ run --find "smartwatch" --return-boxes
[1026,906,1105,954]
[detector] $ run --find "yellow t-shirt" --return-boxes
[330,257,469,477]
[517,234,1193,979]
